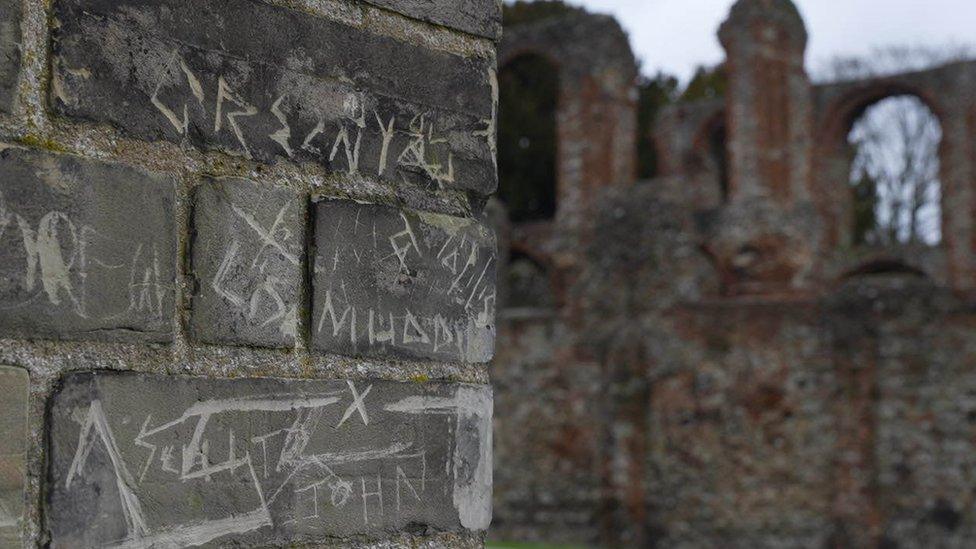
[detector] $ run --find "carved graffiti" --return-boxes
[0,148,176,340]
[147,53,468,189]
[190,178,303,347]
[311,201,496,363]
[47,373,492,547]
[52,0,497,195]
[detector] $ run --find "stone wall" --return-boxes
[0,0,499,546]
[496,187,976,549]
[654,59,976,297]
[491,13,638,545]
[491,0,976,547]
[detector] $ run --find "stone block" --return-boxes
[0,148,176,342]
[51,0,497,196]
[190,177,305,348]
[311,200,496,363]
[0,365,28,546]
[0,0,21,113]
[46,371,492,547]
[362,0,502,40]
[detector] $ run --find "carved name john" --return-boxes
[47,372,492,548]
[0,148,176,341]
[51,0,497,196]
[312,201,496,363]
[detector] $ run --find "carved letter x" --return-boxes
[336,381,372,428]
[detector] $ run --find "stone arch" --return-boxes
[692,110,731,203]
[639,127,666,181]
[811,60,976,289]
[819,82,945,152]
[841,258,929,280]
[815,81,948,250]
[499,12,638,229]
[497,52,561,222]
[504,245,556,311]
[830,241,947,281]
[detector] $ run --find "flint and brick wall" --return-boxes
[0,0,499,546]
[492,1,976,547]
[491,16,637,544]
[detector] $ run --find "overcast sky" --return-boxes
[563,0,975,82]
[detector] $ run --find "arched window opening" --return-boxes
[505,251,554,310]
[708,121,730,203]
[636,73,680,179]
[498,54,559,222]
[843,259,929,279]
[848,95,942,246]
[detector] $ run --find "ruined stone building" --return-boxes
[491,0,976,547]
[0,0,500,547]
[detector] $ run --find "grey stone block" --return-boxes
[0,365,28,546]
[0,0,21,113]
[0,148,176,342]
[51,0,498,197]
[47,371,492,547]
[311,200,496,363]
[362,0,502,40]
[190,177,305,348]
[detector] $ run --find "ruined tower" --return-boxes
[0,0,499,546]
[493,0,976,546]
[709,0,820,294]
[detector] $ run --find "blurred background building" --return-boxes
[489,0,976,546]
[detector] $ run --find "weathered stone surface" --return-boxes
[311,200,496,363]
[0,0,21,113]
[47,371,493,547]
[491,1,976,547]
[51,0,497,196]
[0,365,28,546]
[498,12,637,237]
[0,147,176,342]
[190,177,304,348]
[362,0,502,40]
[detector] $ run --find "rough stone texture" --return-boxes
[495,188,976,549]
[0,147,176,342]
[311,200,496,363]
[0,365,28,546]
[491,0,976,547]
[0,0,498,545]
[361,0,502,40]
[491,318,603,544]
[713,0,817,294]
[47,371,492,548]
[812,61,976,291]
[490,17,640,543]
[641,301,836,547]
[651,97,727,208]
[51,0,497,197]
[651,34,976,296]
[190,177,305,348]
[499,13,637,244]
[0,0,20,113]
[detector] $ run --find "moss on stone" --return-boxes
[19,134,68,153]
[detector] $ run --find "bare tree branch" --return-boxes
[848,95,942,245]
